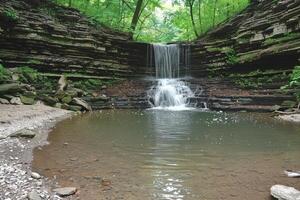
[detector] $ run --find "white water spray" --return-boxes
[148,44,194,110]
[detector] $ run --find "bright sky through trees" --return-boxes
[55,0,250,42]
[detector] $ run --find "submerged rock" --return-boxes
[53,187,77,197]
[271,185,300,200]
[27,190,41,200]
[10,129,36,138]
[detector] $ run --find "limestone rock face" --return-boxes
[0,0,149,79]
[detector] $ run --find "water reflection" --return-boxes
[148,110,193,200]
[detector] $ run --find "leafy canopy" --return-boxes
[54,0,250,42]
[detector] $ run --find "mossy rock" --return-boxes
[40,94,59,106]
[20,95,35,105]
[281,100,297,108]
[61,95,72,104]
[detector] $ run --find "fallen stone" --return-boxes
[10,129,36,138]
[71,97,92,111]
[271,185,300,200]
[27,190,41,200]
[277,114,300,123]
[0,97,10,104]
[10,97,23,105]
[31,172,41,179]
[53,187,77,197]
[61,95,72,104]
[58,75,68,91]
[0,83,26,95]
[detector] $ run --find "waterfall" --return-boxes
[148,44,195,110]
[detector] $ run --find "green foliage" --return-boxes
[0,64,11,83]
[3,8,19,21]
[54,0,249,42]
[16,66,39,83]
[281,66,300,102]
[73,79,103,91]
[225,48,238,65]
[263,33,300,46]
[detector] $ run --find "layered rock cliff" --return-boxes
[189,0,300,111]
[0,0,149,79]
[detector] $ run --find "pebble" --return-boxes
[31,172,41,179]
[53,187,77,197]
[28,190,42,200]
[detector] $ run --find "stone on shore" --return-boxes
[27,190,41,200]
[277,114,300,123]
[10,97,23,105]
[271,185,300,200]
[31,172,41,179]
[53,187,77,197]
[0,97,9,104]
[10,129,36,138]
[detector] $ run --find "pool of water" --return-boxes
[32,110,300,200]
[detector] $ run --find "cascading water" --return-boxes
[148,44,195,110]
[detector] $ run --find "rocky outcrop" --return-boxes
[0,0,149,80]
[188,0,300,111]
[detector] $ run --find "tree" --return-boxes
[130,0,144,38]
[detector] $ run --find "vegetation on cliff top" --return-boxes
[54,0,249,42]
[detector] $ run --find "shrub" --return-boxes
[0,8,19,30]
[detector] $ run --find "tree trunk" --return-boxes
[189,0,199,37]
[130,0,144,39]
[198,0,202,34]
[68,0,72,7]
[212,0,218,27]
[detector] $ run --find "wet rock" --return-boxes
[71,98,92,111]
[20,96,35,105]
[10,129,36,138]
[27,190,41,200]
[68,105,82,112]
[10,97,23,105]
[31,172,41,179]
[271,184,300,200]
[58,75,68,91]
[0,97,10,104]
[53,187,77,197]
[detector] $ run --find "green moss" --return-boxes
[225,48,238,65]
[263,33,300,46]
[281,66,300,103]
[0,64,10,83]
[17,66,38,83]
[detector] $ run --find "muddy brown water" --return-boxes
[32,110,300,200]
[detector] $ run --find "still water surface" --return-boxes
[32,110,300,200]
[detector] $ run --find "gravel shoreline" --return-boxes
[0,104,73,200]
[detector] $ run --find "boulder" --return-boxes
[71,97,92,111]
[53,187,77,197]
[271,185,300,200]
[0,83,26,95]
[39,94,58,106]
[61,95,72,104]
[0,97,9,104]
[10,129,36,138]
[20,95,35,105]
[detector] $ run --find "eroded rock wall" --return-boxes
[189,0,300,111]
[0,0,149,79]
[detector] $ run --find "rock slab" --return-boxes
[271,185,300,200]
